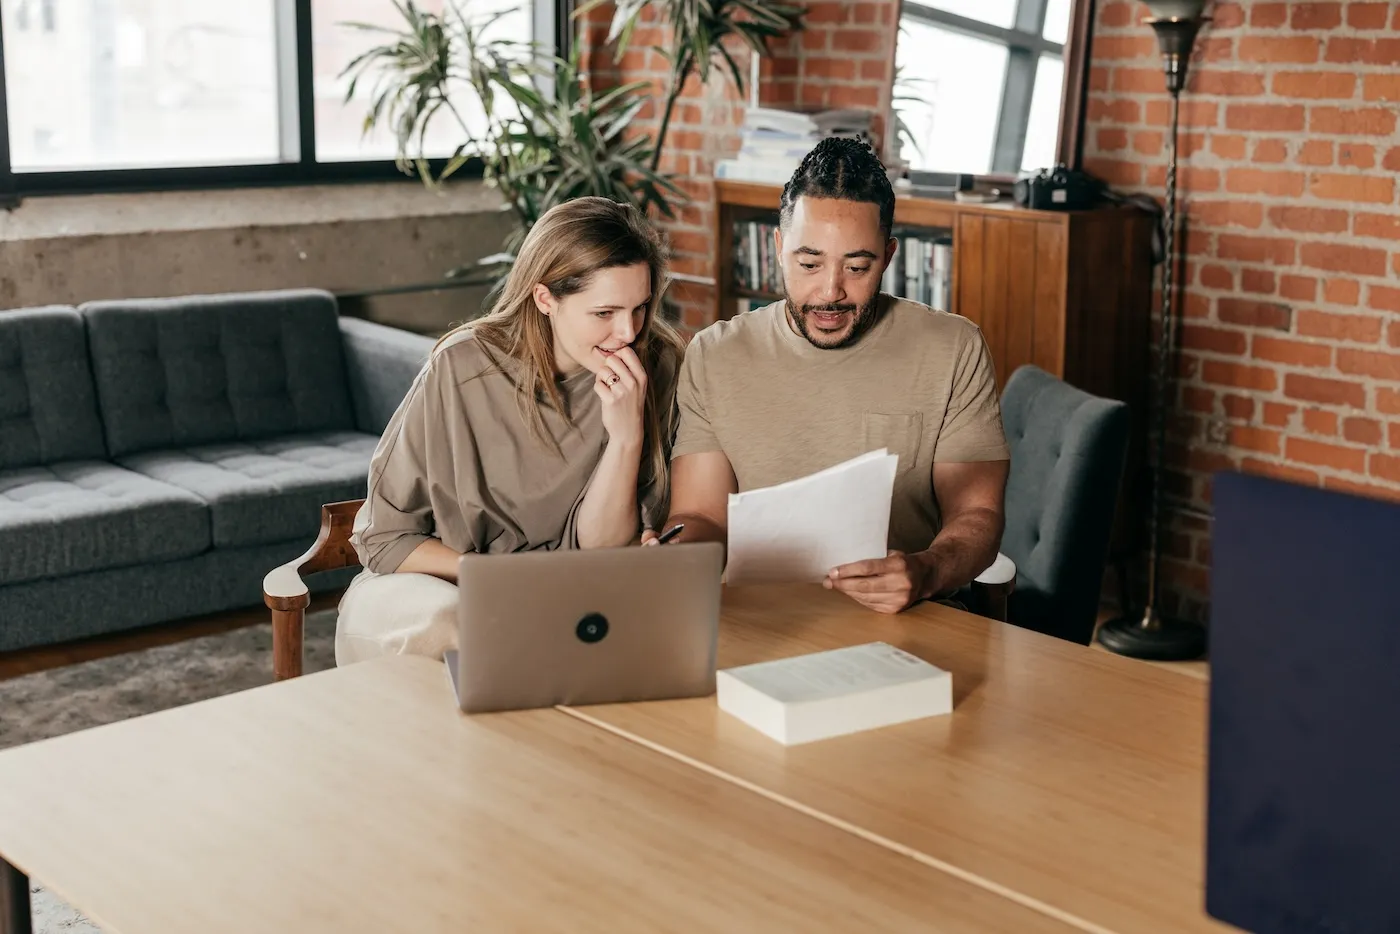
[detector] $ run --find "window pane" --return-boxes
[1021,55,1064,173]
[1043,0,1073,44]
[313,0,530,163]
[1,0,282,172]
[894,21,1007,175]
[915,1,1016,29]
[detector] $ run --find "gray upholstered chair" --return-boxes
[996,365,1131,645]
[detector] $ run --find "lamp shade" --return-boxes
[1143,0,1209,18]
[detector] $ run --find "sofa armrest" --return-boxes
[338,316,436,435]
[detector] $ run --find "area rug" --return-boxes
[0,610,340,933]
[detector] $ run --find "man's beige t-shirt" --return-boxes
[673,296,1008,555]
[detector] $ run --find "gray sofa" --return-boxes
[0,288,433,653]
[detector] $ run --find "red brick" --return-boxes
[1263,402,1298,427]
[1392,423,1400,449]
[1087,97,1141,124]
[1241,268,1277,295]
[1195,71,1267,96]
[1253,335,1333,368]
[1225,168,1307,198]
[1204,360,1279,392]
[1198,38,1236,63]
[1132,131,1163,156]
[1231,425,1284,454]
[1304,409,1340,436]
[1222,395,1255,420]
[1325,38,1400,65]
[1310,106,1399,136]
[1281,275,1319,302]
[1300,242,1390,276]
[1083,157,1141,186]
[1217,234,1297,266]
[1348,3,1391,28]
[859,59,888,81]
[1296,309,1383,343]
[1191,200,1264,230]
[1253,139,1290,163]
[1272,71,1357,99]
[1372,453,1400,484]
[1200,264,1235,289]
[1226,103,1306,132]
[1145,99,1218,128]
[1325,475,1400,501]
[1182,325,1248,355]
[1337,348,1400,381]
[1268,206,1350,234]
[1325,278,1362,305]
[1381,388,1400,415]
[1355,214,1400,241]
[802,2,845,23]
[1093,35,1158,60]
[1363,74,1400,101]
[1243,458,1321,486]
[1097,128,1129,152]
[1239,36,1321,63]
[1251,3,1290,27]
[1309,173,1396,203]
[1211,135,1249,160]
[828,85,880,109]
[1344,417,1384,445]
[1389,321,1400,348]
[1089,66,1110,92]
[1181,386,1217,414]
[1143,165,1221,192]
[1285,373,1368,407]
[1099,1,1135,27]
[1338,144,1377,168]
[1369,285,1400,313]
[1288,437,1368,473]
[1213,2,1247,28]
[1114,67,1165,93]
[1292,3,1344,28]
[1298,140,1334,166]
[1384,147,1400,171]
[800,29,829,51]
[832,29,882,53]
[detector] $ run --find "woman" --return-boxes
[336,197,685,665]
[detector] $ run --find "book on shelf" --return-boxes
[717,641,953,746]
[731,220,783,295]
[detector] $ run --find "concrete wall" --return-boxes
[0,179,514,335]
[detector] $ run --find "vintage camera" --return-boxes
[1013,164,1103,211]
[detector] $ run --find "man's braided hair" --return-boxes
[779,136,895,238]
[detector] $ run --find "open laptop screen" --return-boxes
[1208,471,1400,932]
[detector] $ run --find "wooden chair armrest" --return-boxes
[969,553,1017,623]
[263,499,365,681]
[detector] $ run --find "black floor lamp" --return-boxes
[1097,1,1211,661]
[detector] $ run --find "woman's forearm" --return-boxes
[394,537,464,583]
[576,439,644,548]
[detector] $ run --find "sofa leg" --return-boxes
[268,597,310,681]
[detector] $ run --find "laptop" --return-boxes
[444,542,725,713]
[1207,471,1400,932]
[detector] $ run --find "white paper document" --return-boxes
[724,448,898,586]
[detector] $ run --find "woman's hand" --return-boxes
[593,346,647,450]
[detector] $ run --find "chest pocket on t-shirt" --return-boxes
[862,412,923,472]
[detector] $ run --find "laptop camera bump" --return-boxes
[575,613,609,644]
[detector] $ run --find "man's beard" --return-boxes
[784,291,883,350]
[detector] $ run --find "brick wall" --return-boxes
[575,1,898,330]
[1083,1,1400,620]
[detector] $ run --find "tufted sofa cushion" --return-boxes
[1000,365,1130,645]
[0,306,108,469]
[118,430,377,548]
[0,461,210,586]
[82,289,356,458]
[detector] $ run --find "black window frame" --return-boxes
[0,0,573,205]
[899,0,1089,177]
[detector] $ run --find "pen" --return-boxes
[656,523,685,544]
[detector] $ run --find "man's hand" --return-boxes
[825,551,935,614]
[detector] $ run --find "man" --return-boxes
[647,138,1009,614]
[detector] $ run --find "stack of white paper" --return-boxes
[717,642,953,746]
[724,449,898,586]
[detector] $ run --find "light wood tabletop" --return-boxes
[0,654,1083,934]
[560,584,1232,934]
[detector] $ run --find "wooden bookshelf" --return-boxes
[714,179,1158,563]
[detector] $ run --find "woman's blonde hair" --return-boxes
[435,196,685,504]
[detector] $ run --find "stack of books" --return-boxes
[717,107,879,183]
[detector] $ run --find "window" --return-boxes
[896,0,1075,176]
[0,0,559,195]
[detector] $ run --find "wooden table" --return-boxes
[560,585,1229,934]
[0,654,1081,933]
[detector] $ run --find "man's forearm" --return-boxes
[914,506,1004,599]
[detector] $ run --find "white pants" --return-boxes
[334,569,459,666]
